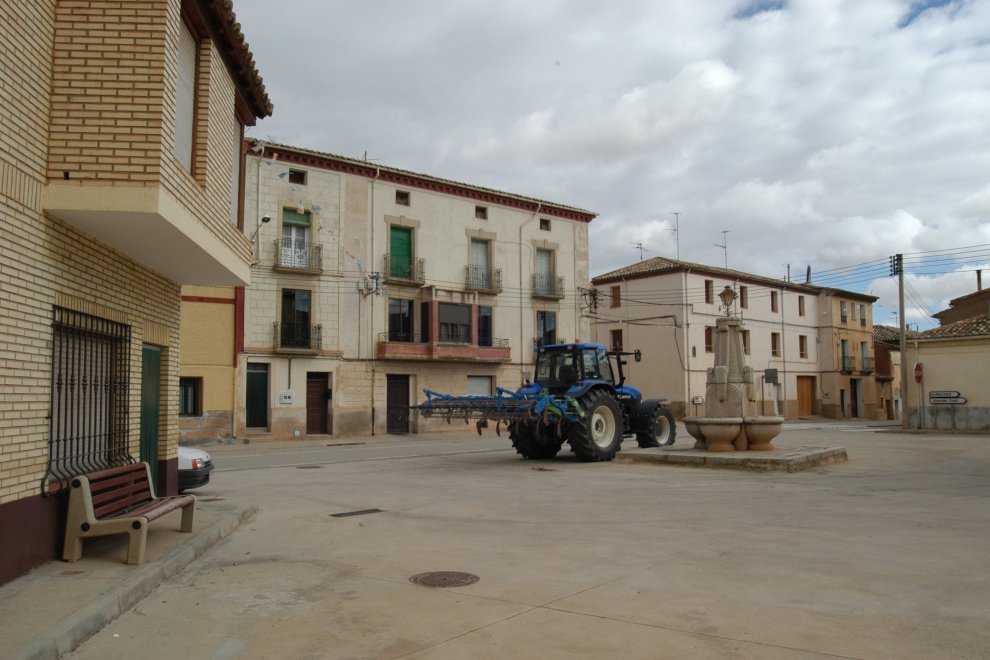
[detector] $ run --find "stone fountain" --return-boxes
[684,287,784,452]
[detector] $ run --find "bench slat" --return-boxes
[103,495,193,522]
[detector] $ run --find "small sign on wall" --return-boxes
[279,390,294,405]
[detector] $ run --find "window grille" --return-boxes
[43,307,132,495]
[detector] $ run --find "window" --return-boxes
[467,375,493,396]
[740,286,749,309]
[840,301,848,322]
[469,238,491,289]
[288,169,306,185]
[388,298,413,342]
[610,285,621,308]
[705,327,714,353]
[44,307,131,493]
[610,328,623,351]
[799,335,808,359]
[705,279,714,304]
[389,225,414,278]
[798,295,805,317]
[771,291,778,313]
[280,289,312,348]
[861,341,870,370]
[478,306,493,347]
[771,332,781,357]
[280,208,312,268]
[860,304,867,326]
[439,303,471,343]
[475,205,487,220]
[174,19,198,170]
[537,310,556,346]
[180,377,203,416]
[539,218,551,231]
[851,303,858,321]
[742,330,751,355]
[534,248,557,297]
[395,190,410,206]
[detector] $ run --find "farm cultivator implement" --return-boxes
[411,342,676,462]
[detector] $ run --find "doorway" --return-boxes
[796,375,815,416]
[246,363,269,428]
[850,379,860,417]
[386,374,410,434]
[306,372,331,434]
[140,345,161,486]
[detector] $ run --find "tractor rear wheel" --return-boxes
[509,421,562,459]
[568,389,623,461]
[637,405,676,447]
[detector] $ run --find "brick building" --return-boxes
[0,0,271,584]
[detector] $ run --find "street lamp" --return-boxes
[718,285,736,316]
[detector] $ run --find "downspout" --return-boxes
[518,203,541,381]
[683,268,691,413]
[369,165,380,435]
[779,285,786,417]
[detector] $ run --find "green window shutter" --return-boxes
[283,209,311,227]
[390,226,412,276]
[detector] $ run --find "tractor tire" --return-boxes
[568,389,623,461]
[636,405,676,447]
[509,421,563,459]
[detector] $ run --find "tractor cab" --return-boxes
[534,344,615,394]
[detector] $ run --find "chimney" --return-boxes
[978,270,983,291]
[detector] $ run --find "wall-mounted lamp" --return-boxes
[249,215,271,242]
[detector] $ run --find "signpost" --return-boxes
[929,391,966,405]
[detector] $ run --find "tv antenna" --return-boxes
[669,212,681,261]
[630,242,649,261]
[713,230,729,269]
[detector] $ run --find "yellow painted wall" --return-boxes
[179,286,235,409]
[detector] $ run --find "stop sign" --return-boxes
[914,362,923,383]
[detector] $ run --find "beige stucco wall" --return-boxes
[904,338,990,430]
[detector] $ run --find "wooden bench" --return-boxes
[62,462,195,565]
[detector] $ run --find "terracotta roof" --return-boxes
[592,257,876,302]
[204,0,273,119]
[873,325,919,345]
[247,139,597,222]
[917,313,990,341]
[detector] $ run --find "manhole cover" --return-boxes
[408,572,479,588]
[296,465,324,469]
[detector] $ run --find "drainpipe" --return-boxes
[369,165,380,435]
[683,268,691,413]
[518,203,541,380]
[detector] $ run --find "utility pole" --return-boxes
[891,254,908,429]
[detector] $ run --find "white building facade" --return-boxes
[238,141,595,439]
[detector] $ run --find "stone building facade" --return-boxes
[234,140,595,439]
[0,0,270,585]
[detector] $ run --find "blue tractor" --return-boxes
[413,343,675,462]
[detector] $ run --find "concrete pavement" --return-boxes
[5,423,990,659]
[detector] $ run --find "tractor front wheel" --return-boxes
[637,405,676,447]
[509,421,563,459]
[568,390,623,461]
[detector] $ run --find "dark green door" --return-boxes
[390,226,412,277]
[246,363,269,428]
[140,345,161,485]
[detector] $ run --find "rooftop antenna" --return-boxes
[630,242,649,261]
[713,230,729,269]
[669,212,681,261]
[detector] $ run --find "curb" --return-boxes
[17,503,257,660]
[615,446,848,472]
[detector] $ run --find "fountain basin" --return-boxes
[685,417,743,452]
[743,416,784,451]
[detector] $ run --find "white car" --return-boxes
[178,446,214,492]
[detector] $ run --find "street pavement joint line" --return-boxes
[215,447,511,472]
[539,605,866,660]
[391,604,543,659]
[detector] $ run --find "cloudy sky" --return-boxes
[234,0,990,328]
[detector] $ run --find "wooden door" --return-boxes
[386,375,410,434]
[246,363,269,428]
[306,372,329,434]
[140,345,161,485]
[797,375,815,416]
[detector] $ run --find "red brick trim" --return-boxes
[181,295,236,304]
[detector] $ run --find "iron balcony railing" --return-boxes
[384,254,426,284]
[532,274,565,300]
[274,239,322,272]
[465,265,502,293]
[274,322,322,351]
[841,356,855,373]
[377,332,509,348]
[860,357,875,374]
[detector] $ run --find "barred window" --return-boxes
[43,307,132,494]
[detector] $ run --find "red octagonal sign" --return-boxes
[914,362,923,383]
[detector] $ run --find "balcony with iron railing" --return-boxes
[274,239,322,274]
[383,255,426,285]
[273,322,322,353]
[840,355,855,374]
[860,357,875,374]
[532,273,565,300]
[376,332,510,362]
[465,265,502,293]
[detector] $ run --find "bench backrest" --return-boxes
[73,463,155,518]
